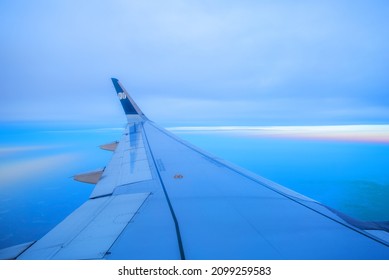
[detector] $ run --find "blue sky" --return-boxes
[1,0,389,126]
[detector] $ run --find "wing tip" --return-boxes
[110,77,145,118]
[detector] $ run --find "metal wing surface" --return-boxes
[1,78,389,260]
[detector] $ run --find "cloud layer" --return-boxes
[169,124,389,143]
[1,1,388,125]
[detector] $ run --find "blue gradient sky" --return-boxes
[1,0,389,126]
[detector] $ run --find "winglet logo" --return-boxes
[118,92,127,100]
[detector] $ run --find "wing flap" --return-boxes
[18,193,150,260]
[99,141,119,151]
[90,125,153,198]
[0,241,35,260]
[73,169,104,184]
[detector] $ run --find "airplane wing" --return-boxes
[1,78,389,260]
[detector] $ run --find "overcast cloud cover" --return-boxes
[1,0,389,126]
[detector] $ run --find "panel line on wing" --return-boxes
[141,122,186,260]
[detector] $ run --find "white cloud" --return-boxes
[1,0,388,124]
[169,124,389,143]
[0,154,78,187]
[0,145,54,155]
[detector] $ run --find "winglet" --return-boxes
[111,78,145,119]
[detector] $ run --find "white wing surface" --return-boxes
[1,78,389,259]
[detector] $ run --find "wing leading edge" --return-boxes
[1,78,389,260]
